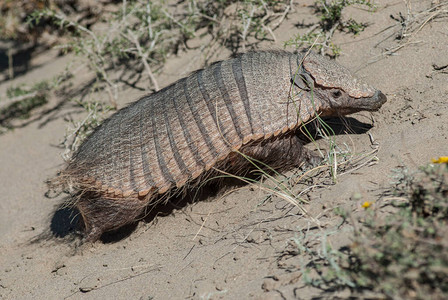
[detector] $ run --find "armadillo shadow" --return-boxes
[48,116,372,243]
[305,116,374,137]
[47,183,223,243]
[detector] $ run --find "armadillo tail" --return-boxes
[76,193,149,242]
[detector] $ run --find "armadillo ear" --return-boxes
[291,71,314,91]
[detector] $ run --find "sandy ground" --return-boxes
[1,0,447,299]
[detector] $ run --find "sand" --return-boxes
[1,0,447,298]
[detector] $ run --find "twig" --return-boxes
[262,24,276,42]
[271,4,291,30]
[43,10,101,51]
[127,30,160,91]
[240,5,256,52]
[338,155,378,177]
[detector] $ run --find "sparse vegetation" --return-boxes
[1,1,448,298]
[0,0,113,42]
[0,83,48,123]
[1,80,50,132]
[20,0,292,156]
[0,69,71,133]
[194,0,292,52]
[364,1,448,67]
[285,0,376,56]
[292,162,448,299]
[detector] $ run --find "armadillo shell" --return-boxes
[64,51,320,199]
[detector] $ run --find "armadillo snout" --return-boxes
[364,90,387,111]
[374,90,387,108]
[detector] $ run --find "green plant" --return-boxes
[292,163,448,298]
[285,0,376,56]
[28,2,186,106]
[0,84,47,121]
[193,0,291,53]
[0,72,70,132]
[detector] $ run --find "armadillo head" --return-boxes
[296,51,386,116]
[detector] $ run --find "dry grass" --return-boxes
[363,0,448,68]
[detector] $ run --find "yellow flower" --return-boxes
[362,201,372,209]
[431,156,448,164]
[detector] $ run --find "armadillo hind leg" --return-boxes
[230,133,322,173]
[76,195,147,242]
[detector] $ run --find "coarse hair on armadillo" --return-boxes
[54,49,385,241]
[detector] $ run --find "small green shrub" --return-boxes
[1,84,47,119]
[293,163,448,299]
[0,82,49,132]
[0,70,71,133]
[285,0,376,56]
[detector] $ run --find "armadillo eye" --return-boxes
[332,90,342,98]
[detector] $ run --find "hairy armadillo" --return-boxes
[60,50,386,241]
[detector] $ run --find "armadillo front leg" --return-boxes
[230,133,322,174]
